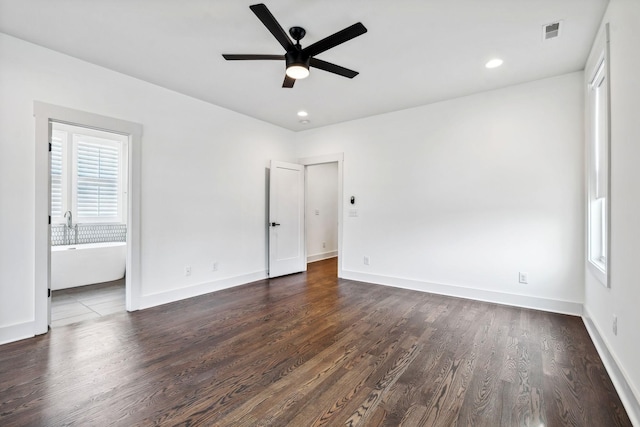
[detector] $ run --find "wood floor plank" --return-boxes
[344,341,422,426]
[0,258,632,426]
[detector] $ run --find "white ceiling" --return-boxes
[0,0,608,131]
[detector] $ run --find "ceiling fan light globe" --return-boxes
[286,65,310,79]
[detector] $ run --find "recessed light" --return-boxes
[299,119,310,124]
[485,58,504,69]
[297,111,308,117]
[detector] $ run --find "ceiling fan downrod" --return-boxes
[289,26,306,47]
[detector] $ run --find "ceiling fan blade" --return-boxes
[309,58,359,78]
[249,3,294,51]
[222,54,284,60]
[282,75,296,88]
[302,22,367,57]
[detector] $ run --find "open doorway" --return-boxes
[49,122,128,327]
[300,153,344,277]
[34,102,142,335]
[305,163,339,266]
[267,154,343,279]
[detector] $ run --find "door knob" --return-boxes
[270,222,281,227]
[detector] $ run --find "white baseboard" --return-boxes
[307,251,338,263]
[341,270,583,316]
[583,310,640,426]
[0,321,35,345]
[138,270,267,310]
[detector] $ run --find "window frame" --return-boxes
[585,23,611,287]
[50,122,128,225]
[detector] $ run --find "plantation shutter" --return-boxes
[50,131,65,218]
[75,137,120,219]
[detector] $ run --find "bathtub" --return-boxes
[51,242,126,290]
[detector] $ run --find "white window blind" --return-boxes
[50,122,126,225]
[50,130,66,218]
[75,137,120,220]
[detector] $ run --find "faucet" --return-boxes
[63,211,77,244]
[64,210,73,228]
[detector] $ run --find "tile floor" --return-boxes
[51,279,125,327]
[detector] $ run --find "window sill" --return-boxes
[588,259,608,288]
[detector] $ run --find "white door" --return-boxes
[269,160,306,278]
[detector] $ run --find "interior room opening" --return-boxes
[49,122,129,327]
[305,162,339,274]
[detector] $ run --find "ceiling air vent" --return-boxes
[543,21,562,40]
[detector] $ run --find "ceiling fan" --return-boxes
[222,3,367,88]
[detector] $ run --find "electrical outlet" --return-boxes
[518,272,528,284]
[212,262,218,272]
[322,242,326,249]
[364,256,370,266]
[315,209,320,216]
[613,315,618,336]
[184,266,191,276]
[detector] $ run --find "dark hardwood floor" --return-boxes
[0,258,631,426]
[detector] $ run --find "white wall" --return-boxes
[0,33,295,342]
[0,31,588,344]
[306,163,338,262]
[583,0,640,422]
[296,72,585,314]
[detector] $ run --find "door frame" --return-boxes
[34,102,142,334]
[298,153,344,277]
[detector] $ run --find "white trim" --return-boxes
[299,153,344,166]
[585,23,611,289]
[34,101,143,338]
[583,309,640,426]
[0,321,35,345]
[34,104,51,334]
[298,153,344,278]
[307,252,338,263]
[138,271,267,310]
[587,259,607,285]
[342,270,583,316]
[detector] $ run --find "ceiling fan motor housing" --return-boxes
[285,49,310,69]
